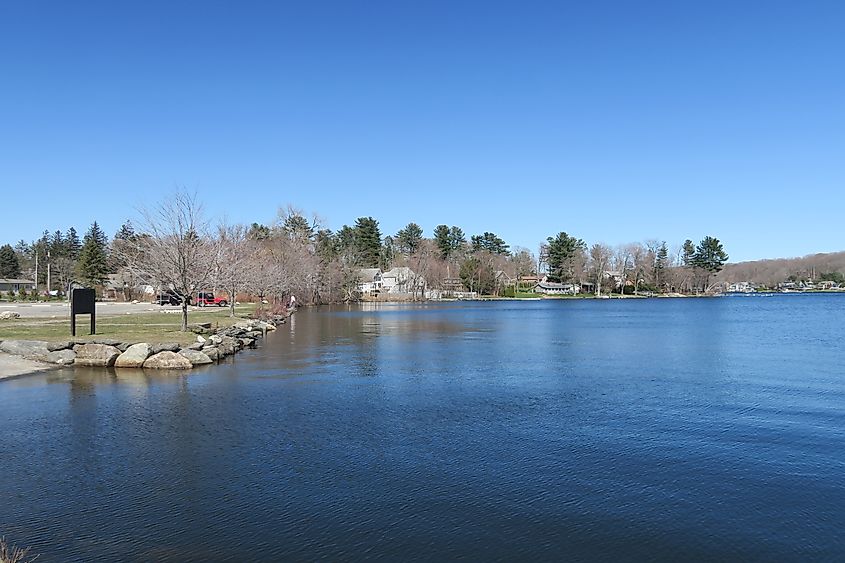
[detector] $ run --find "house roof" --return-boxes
[383,267,416,278]
[357,268,382,282]
[536,282,573,290]
[0,278,35,284]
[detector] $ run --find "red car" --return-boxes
[195,292,229,307]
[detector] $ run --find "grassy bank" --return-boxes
[0,304,258,345]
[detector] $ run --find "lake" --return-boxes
[1,296,844,561]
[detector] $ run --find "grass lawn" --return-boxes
[0,304,258,345]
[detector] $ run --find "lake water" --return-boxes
[1,296,844,561]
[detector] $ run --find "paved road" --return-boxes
[0,301,230,319]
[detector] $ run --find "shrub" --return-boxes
[253,302,288,321]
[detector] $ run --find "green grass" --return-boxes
[0,304,258,344]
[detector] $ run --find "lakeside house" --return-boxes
[382,267,425,295]
[357,268,383,296]
[534,281,580,295]
[0,278,36,293]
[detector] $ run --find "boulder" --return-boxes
[45,349,76,365]
[151,342,180,354]
[114,343,153,368]
[74,343,121,367]
[202,346,220,361]
[217,338,237,356]
[246,330,263,340]
[116,342,131,352]
[143,351,193,370]
[196,335,206,344]
[209,335,223,345]
[239,337,256,349]
[92,338,122,347]
[187,342,204,351]
[46,341,74,352]
[233,321,252,330]
[0,340,50,359]
[0,311,21,320]
[178,349,213,366]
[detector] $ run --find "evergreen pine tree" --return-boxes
[354,217,382,268]
[433,225,451,260]
[65,227,82,259]
[545,232,586,283]
[77,221,111,287]
[50,230,65,257]
[470,232,510,255]
[0,244,21,278]
[396,222,423,255]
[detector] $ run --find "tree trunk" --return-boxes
[181,302,189,331]
[229,285,236,317]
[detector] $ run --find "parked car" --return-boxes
[154,290,190,306]
[195,291,228,307]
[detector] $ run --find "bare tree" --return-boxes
[215,222,252,317]
[589,243,612,296]
[120,191,218,331]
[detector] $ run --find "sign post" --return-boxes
[71,288,96,336]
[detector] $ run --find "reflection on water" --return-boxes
[2,297,845,561]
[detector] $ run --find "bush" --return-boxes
[253,302,288,321]
[17,287,27,300]
[5,290,15,302]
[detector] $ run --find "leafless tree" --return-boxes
[215,222,252,317]
[589,243,612,296]
[119,191,218,331]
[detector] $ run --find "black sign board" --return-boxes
[71,288,96,336]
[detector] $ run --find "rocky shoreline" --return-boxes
[0,318,279,376]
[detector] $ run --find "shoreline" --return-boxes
[0,352,57,381]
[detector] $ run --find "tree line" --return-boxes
[1,193,734,329]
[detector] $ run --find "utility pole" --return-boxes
[34,251,39,297]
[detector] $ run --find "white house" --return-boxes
[382,267,425,294]
[357,268,383,296]
[534,281,580,295]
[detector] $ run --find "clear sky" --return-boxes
[1,1,843,262]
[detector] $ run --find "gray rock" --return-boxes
[209,335,223,345]
[75,343,121,367]
[189,322,212,330]
[0,311,21,320]
[196,335,206,344]
[178,349,213,366]
[143,351,193,370]
[217,338,237,356]
[246,330,263,340]
[151,342,180,354]
[116,342,131,352]
[202,346,220,361]
[46,341,74,352]
[92,338,122,347]
[187,342,204,351]
[45,349,76,365]
[0,340,50,359]
[114,343,152,368]
[233,321,252,330]
[239,337,256,349]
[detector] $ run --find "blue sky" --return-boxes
[1,1,843,262]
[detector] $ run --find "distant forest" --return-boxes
[718,251,845,287]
